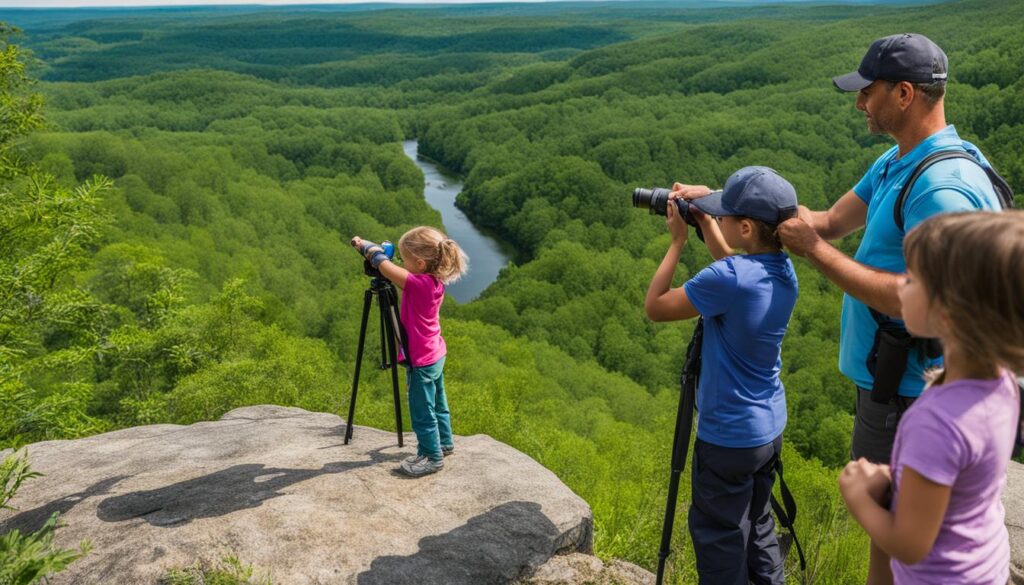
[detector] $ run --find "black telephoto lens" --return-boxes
[632,187,664,216]
[631,186,705,242]
[633,187,684,218]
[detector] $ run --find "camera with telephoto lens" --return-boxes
[632,187,706,241]
[354,240,394,278]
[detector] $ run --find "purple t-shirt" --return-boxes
[890,370,1019,584]
[399,273,446,368]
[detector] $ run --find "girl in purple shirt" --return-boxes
[352,227,468,477]
[839,211,1023,584]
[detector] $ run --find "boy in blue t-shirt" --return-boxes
[645,166,799,585]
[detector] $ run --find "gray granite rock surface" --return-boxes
[0,405,593,584]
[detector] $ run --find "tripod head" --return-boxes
[368,276,395,293]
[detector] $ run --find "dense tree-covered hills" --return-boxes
[1,0,1021,581]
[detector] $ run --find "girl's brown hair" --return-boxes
[399,226,469,285]
[903,210,1024,375]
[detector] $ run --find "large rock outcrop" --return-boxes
[0,405,628,584]
[8,403,1016,583]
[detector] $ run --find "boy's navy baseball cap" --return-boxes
[833,33,948,92]
[690,166,798,224]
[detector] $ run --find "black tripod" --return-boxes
[345,275,409,447]
[655,319,703,585]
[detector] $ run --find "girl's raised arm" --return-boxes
[375,260,410,290]
[351,236,410,290]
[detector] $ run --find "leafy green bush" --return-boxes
[162,555,272,585]
[0,451,90,584]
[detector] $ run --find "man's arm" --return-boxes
[779,219,903,318]
[802,190,868,241]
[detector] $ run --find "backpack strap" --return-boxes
[894,150,1015,233]
[770,457,807,571]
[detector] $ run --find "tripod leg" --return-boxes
[378,296,388,369]
[346,289,374,445]
[380,289,405,448]
[656,379,697,585]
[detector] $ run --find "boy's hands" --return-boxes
[688,205,716,230]
[839,458,893,506]
[665,194,689,246]
[671,182,713,200]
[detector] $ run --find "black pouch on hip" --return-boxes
[867,325,913,405]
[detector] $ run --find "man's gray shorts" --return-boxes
[850,387,916,464]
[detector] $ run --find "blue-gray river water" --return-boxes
[402,140,513,303]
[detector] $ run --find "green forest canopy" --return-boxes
[1,0,1022,581]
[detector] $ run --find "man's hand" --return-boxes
[671,182,713,200]
[666,196,689,247]
[778,217,824,257]
[797,205,815,225]
[839,458,893,506]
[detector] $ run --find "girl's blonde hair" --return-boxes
[903,210,1024,375]
[399,226,469,285]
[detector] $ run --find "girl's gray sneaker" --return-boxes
[400,455,444,477]
[442,445,454,457]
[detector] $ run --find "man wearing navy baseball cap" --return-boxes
[774,33,1005,466]
[646,166,799,585]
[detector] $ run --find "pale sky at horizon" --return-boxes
[3,0,570,7]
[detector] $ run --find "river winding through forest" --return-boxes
[402,140,513,303]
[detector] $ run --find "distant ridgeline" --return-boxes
[0,0,1022,582]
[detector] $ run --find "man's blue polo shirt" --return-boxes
[684,253,798,448]
[839,125,1002,397]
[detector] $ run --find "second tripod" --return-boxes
[345,275,409,447]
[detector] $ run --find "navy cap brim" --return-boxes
[689,190,734,217]
[832,71,873,92]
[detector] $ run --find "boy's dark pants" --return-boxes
[688,435,785,585]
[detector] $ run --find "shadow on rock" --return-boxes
[0,475,129,534]
[357,501,559,585]
[97,448,403,527]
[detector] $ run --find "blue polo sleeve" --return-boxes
[853,171,874,204]
[853,147,896,204]
[683,258,738,318]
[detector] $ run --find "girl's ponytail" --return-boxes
[399,227,469,285]
[434,238,469,285]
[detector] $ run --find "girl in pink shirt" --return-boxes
[839,211,1023,584]
[353,227,468,477]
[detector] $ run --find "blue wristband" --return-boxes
[369,251,389,269]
